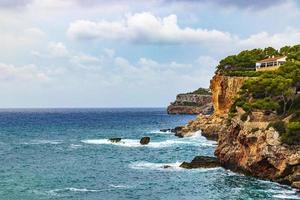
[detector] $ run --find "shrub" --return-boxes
[251,98,280,111]
[281,122,300,145]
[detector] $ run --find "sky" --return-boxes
[1,0,300,108]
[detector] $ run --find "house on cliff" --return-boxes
[255,56,286,71]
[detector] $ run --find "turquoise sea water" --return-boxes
[0,108,299,200]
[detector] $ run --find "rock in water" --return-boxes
[140,137,150,145]
[108,138,122,143]
[172,126,184,138]
[180,156,220,169]
[160,129,171,132]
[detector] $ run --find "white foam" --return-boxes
[183,131,218,147]
[49,187,102,194]
[273,194,300,199]
[70,144,83,149]
[129,161,221,172]
[81,139,196,148]
[22,140,63,145]
[109,184,130,189]
[149,130,171,134]
[129,161,183,171]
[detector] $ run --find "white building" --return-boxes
[255,56,287,71]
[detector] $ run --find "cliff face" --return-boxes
[179,74,300,189]
[167,94,212,115]
[215,113,300,189]
[210,74,248,115]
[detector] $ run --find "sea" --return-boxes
[0,108,299,200]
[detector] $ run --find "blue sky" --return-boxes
[1,0,300,107]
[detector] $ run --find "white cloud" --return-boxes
[238,28,300,49]
[67,12,233,45]
[0,63,49,82]
[48,42,70,58]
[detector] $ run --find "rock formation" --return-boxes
[215,112,300,189]
[140,137,150,145]
[167,92,213,115]
[180,156,220,169]
[180,74,300,189]
[210,74,248,115]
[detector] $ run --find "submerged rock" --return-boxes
[163,165,172,169]
[180,156,220,169]
[140,137,150,145]
[108,138,122,143]
[160,129,172,132]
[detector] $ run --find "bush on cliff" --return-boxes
[189,88,211,95]
[217,47,279,72]
[281,122,300,145]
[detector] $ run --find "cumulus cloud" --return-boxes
[67,12,232,45]
[238,28,300,49]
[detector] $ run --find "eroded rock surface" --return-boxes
[180,156,220,169]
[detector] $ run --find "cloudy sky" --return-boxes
[1,0,300,107]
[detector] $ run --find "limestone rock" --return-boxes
[167,93,213,115]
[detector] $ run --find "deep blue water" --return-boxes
[0,108,299,200]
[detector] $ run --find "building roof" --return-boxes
[257,56,286,63]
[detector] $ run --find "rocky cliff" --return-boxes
[178,74,300,189]
[177,75,247,139]
[167,93,212,115]
[210,74,248,115]
[215,110,300,189]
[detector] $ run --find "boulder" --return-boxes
[140,137,150,145]
[180,156,220,169]
[108,138,122,143]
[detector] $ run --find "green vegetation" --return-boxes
[189,87,211,95]
[224,44,300,145]
[281,122,300,145]
[217,47,280,73]
[216,44,300,76]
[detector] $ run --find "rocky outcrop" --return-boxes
[140,137,150,145]
[210,74,248,115]
[179,74,300,189]
[174,75,247,138]
[180,156,220,169]
[215,114,300,189]
[167,93,213,115]
[109,138,122,143]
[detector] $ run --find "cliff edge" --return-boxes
[167,88,213,115]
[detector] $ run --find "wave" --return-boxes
[81,130,217,148]
[48,185,130,196]
[129,161,221,172]
[22,140,63,145]
[70,144,83,149]
[129,161,183,171]
[109,184,130,189]
[81,138,198,148]
[273,194,300,199]
[149,130,172,134]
